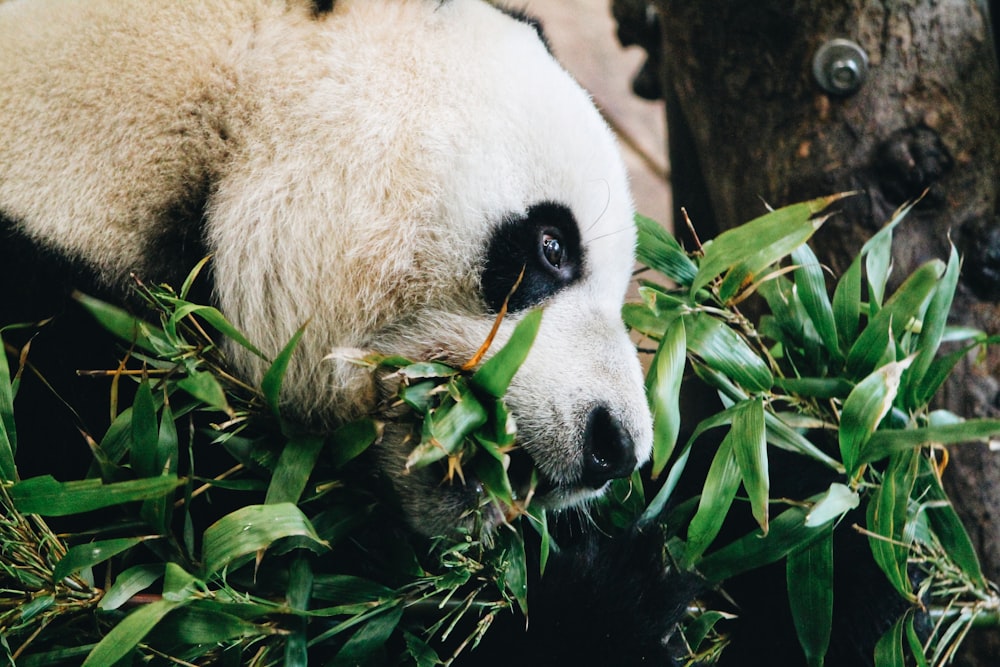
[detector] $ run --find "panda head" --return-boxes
[193,0,654,536]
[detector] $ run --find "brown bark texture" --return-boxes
[626,0,1000,663]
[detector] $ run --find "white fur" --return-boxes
[0,0,652,534]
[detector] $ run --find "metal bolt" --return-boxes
[812,38,869,95]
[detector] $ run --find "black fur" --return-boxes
[461,525,699,666]
[481,202,583,313]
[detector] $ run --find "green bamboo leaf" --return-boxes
[399,361,460,380]
[74,291,166,354]
[329,418,380,468]
[860,419,1000,464]
[499,528,529,616]
[683,437,741,567]
[311,575,396,604]
[82,598,180,666]
[804,483,859,527]
[622,302,668,339]
[717,212,832,304]
[773,377,853,399]
[635,213,698,285]
[792,243,841,361]
[0,330,18,482]
[832,254,862,350]
[406,385,488,470]
[697,504,828,583]
[647,316,686,478]
[764,411,844,472]
[166,301,266,359]
[639,401,748,526]
[683,610,735,653]
[54,536,148,581]
[265,435,325,504]
[178,255,212,300]
[11,475,184,516]
[130,379,158,479]
[329,604,404,667]
[865,225,893,310]
[839,358,913,476]
[284,554,313,667]
[404,631,443,667]
[915,456,986,587]
[471,308,543,398]
[472,451,514,508]
[201,503,325,577]
[176,371,230,413]
[151,605,272,645]
[905,244,959,409]
[99,564,164,611]
[686,312,772,393]
[261,324,307,418]
[787,528,833,667]
[873,612,907,667]
[867,449,919,601]
[845,260,943,379]
[692,194,845,295]
[730,397,769,533]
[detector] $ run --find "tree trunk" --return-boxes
[627,0,1000,662]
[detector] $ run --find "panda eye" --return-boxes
[482,202,584,314]
[541,232,564,269]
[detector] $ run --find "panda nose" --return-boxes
[581,405,637,488]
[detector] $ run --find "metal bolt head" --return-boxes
[812,38,869,95]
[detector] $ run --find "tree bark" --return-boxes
[625,0,1000,662]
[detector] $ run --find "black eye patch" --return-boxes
[481,202,584,313]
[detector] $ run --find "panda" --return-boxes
[0,0,654,535]
[1,0,700,663]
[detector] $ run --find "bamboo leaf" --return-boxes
[11,475,184,516]
[787,528,834,667]
[804,483,859,527]
[905,244,959,409]
[166,301,266,359]
[151,605,272,645]
[201,503,325,577]
[915,456,986,587]
[873,612,907,667]
[0,330,18,482]
[329,418,380,468]
[697,504,828,583]
[129,379,158,479]
[839,358,913,476]
[74,291,165,354]
[622,302,667,339]
[683,437,741,567]
[832,254,862,351]
[686,312,772,393]
[471,308,543,398]
[845,261,943,379]
[329,604,404,667]
[82,598,181,666]
[692,194,844,295]
[406,385,488,470]
[261,324,307,418]
[792,243,841,361]
[54,536,148,581]
[99,564,164,611]
[265,435,325,504]
[867,449,919,601]
[860,419,1000,464]
[647,316,686,477]
[730,397,769,533]
[176,371,230,413]
[635,213,698,286]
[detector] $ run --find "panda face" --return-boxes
[0,0,652,537]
